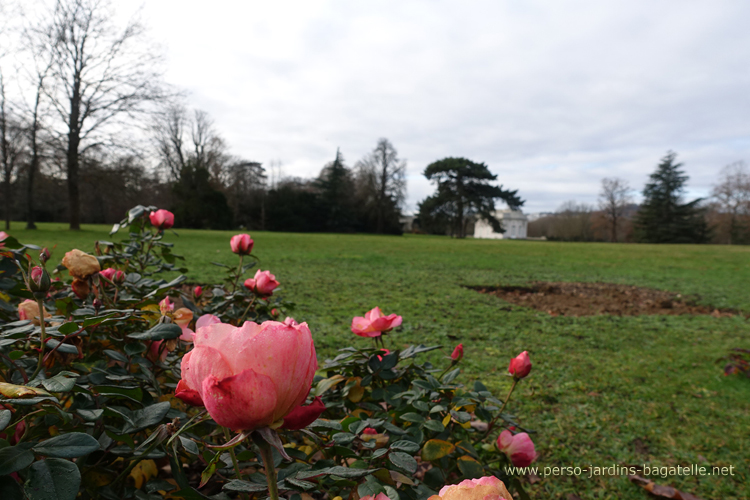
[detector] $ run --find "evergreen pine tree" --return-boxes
[316,149,357,232]
[634,152,710,243]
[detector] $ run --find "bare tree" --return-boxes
[711,161,750,244]
[153,106,230,182]
[38,0,166,229]
[355,138,407,233]
[598,177,632,242]
[0,71,26,230]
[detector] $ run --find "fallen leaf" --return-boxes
[628,474,705,500]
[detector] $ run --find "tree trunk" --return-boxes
[67,87,81,230]
[610,213,617,242]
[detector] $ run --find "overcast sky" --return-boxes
[116,1,750,213]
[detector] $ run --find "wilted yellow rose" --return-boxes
[62,249,100,280]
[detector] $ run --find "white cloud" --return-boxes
[119,1,750,212]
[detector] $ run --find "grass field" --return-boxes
[6,222,750,499]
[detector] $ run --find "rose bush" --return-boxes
[0,204,539,500]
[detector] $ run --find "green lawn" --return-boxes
[6,222,750,499]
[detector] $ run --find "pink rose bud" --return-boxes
[361,494,392,500]
[497,430,537,468]
[362,427,378,435]
[451,343,464,361]
[93,298,102,312]
[28,266,50,295]
[71,279,90,299]
[99,268,117,284]
[431,476,512,500]
[30,266,43,283]
[113,270,125,285]
[39,247,50,264]
[230,233,254,255]
[149,209,174,230]
[175,318,318,431]
[281,397,326,430]
[147,340,171,363]
[351,307,402,338]
[159,296,174,315]
[194,285,203,298]
[508,351,532,379]
[243,269,279,296]
[270,308,280,318]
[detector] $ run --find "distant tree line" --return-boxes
[530,151,744,244]
[0,0,406,235]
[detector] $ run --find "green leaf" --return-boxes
[332,432,355,445]
[442,368,461,384]
[358,478,387,497]
[389,440,420,454]
[8,351,24,360]
[423,419,446,433]
[94,385,143,402]
[0,445,34,475]
[32,433,100,458]
[41,374,77,393]
[179,436,199,455]
[57,323,79,335]
[0,410,11,431]
[308,419,342,431]
[223,480,267,492]
[76,409,104,422]
[121,402,171,433]
[127,323,182,341]
[388,451,418,474]
[124,343,147,356]
[45,339,78,355]
[457,455,484,479]
[103,350,128,363]
[399,413,425,424]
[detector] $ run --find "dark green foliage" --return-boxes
[634,152,711,243]
[316,149,358,232]
[171,166,233,230]
[265,181,327,233]
[419,157,524,237]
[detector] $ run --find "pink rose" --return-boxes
[149,209,174,230]
[194,286,203,298]
[280,396,326,430]
[147,340,171,363]
[99,268,117,285]
[451,343,464,361]
[175,318,318,431]
[230,234,254,255]
[361,495,392,500]
[497,430,537,467]
[244,269,279,296]
[429,476,512,500]
[180,314,221,343]
[508,351,532,379]
[351,307,402,338]
[0,231,7,248]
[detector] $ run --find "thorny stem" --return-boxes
[223,428,244,483]
[483,378,519,440]
[232,254,244,292]
[238,296,256,325]
[257,438,279,500]
[30,297,47,380]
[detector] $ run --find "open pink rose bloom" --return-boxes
[497,430,537,467]
[351,306,402,338]
[428,476,512,500]
[176,317,318,432]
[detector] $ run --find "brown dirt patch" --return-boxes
[472,282,738,317]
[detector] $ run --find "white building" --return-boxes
[473,210,528,239]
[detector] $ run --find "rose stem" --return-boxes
[257,437,280,500]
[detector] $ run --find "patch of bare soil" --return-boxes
[472,282,738,317]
